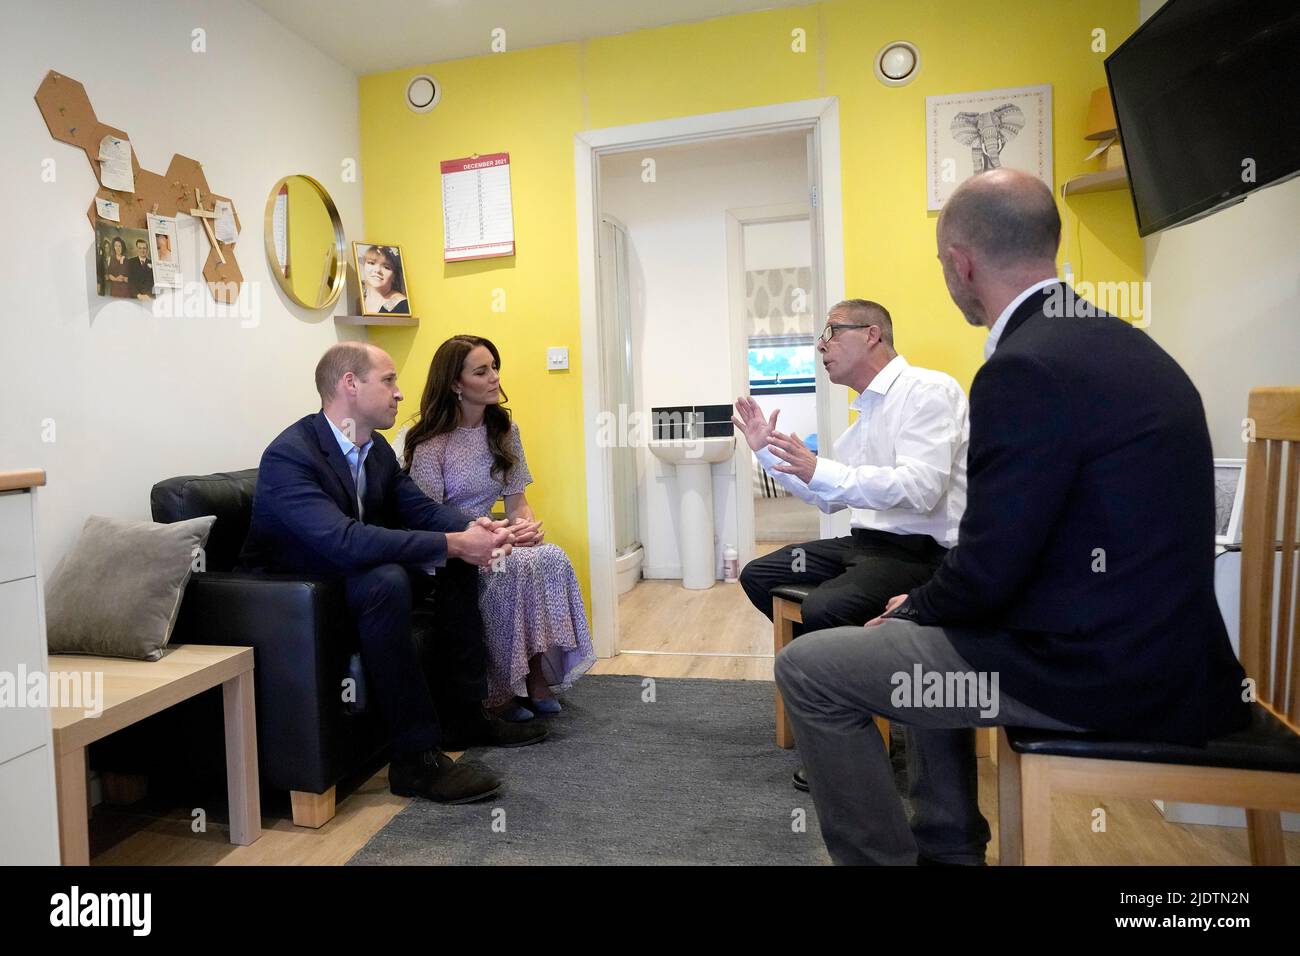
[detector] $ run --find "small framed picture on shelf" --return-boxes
[1213,458,1247,548]
[352,242,411,316]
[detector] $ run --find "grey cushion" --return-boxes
[45,514,216,661]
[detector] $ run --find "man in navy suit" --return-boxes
[775,169,1250,865]
[241,342,546,804]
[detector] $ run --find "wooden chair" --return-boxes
[997,386,1300,865]
[772,585,994,757]
[773,585,889,749]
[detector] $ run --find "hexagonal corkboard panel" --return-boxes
[35,70,243,303]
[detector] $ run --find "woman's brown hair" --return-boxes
[403,335,516,481]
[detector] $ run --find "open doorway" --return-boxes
[729,207,822,555]
[576,99,848,660]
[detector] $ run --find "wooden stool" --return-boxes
[771,586,992,758]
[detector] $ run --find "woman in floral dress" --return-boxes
[405,335,595,719]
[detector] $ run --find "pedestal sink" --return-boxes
[648,436,737,589]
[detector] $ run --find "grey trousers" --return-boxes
[774,619,1085,866]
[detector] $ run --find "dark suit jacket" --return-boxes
[128,256,153,297]
[240,412,470,576]
[893,283,1248,744]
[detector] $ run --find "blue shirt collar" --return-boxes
[324,413,373,459]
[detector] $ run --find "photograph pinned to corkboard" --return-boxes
[33,70,243,304]
[95,224,154,300]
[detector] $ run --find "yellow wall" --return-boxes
[286,177,339,307]
[359,0,1143,612]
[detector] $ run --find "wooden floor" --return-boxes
[86,562,1296,865]
[755,495,819,541]
[90,766,407,866]
[615,579,775,661]
[610,538,788,668]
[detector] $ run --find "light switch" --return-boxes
[547,347,569,370]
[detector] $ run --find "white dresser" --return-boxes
[0,471,60,864]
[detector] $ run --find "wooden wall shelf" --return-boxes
[1061,167,1129,197]
[335,315,419,327]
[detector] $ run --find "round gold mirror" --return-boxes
[264,174,347,310]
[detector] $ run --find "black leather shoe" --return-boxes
[441,709,549,751]
[792,767,809,792]
[388,750,502,804]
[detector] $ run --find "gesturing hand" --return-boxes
[766,430,817,484]
[731,396,780,454]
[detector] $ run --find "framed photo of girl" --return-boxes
[352,242,412,316]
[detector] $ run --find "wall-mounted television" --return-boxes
[1105,0,1300,236]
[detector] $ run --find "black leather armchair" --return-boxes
[148,469,388,827]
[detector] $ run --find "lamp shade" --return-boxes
[1085,86,1117,140]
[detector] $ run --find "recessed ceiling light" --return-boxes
[406,74,441,113]
[874,41,920,87]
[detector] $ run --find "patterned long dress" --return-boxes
[409,422,595,706]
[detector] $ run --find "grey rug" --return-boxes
[349,674,898,865]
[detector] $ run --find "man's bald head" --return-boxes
[937,169,1060,269]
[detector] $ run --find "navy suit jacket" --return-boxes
[240,412,470,576]
[893,284,1249,744]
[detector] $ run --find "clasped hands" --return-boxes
[454,515,545,567]
[507,515,545,547]
[731,395,818,485]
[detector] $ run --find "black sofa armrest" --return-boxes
[169,572,356,793]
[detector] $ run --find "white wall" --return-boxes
[1,0,363,571]
[1144,178,1300,455]
[759,392,817,448]
[1138,0,1300,456]
[600,131,808,578]
[744,218,810,271]
[743,217,817,447]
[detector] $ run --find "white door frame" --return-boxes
[576,97,847,659]
[724,201,812,575]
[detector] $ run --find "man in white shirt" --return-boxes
[735,299,969,636]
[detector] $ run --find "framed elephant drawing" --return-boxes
[926,84,1053,210]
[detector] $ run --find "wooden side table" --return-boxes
[48,645,261,865]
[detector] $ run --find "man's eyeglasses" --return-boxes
[818,323,876,345]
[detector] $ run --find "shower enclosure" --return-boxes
[597,215,641,572]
